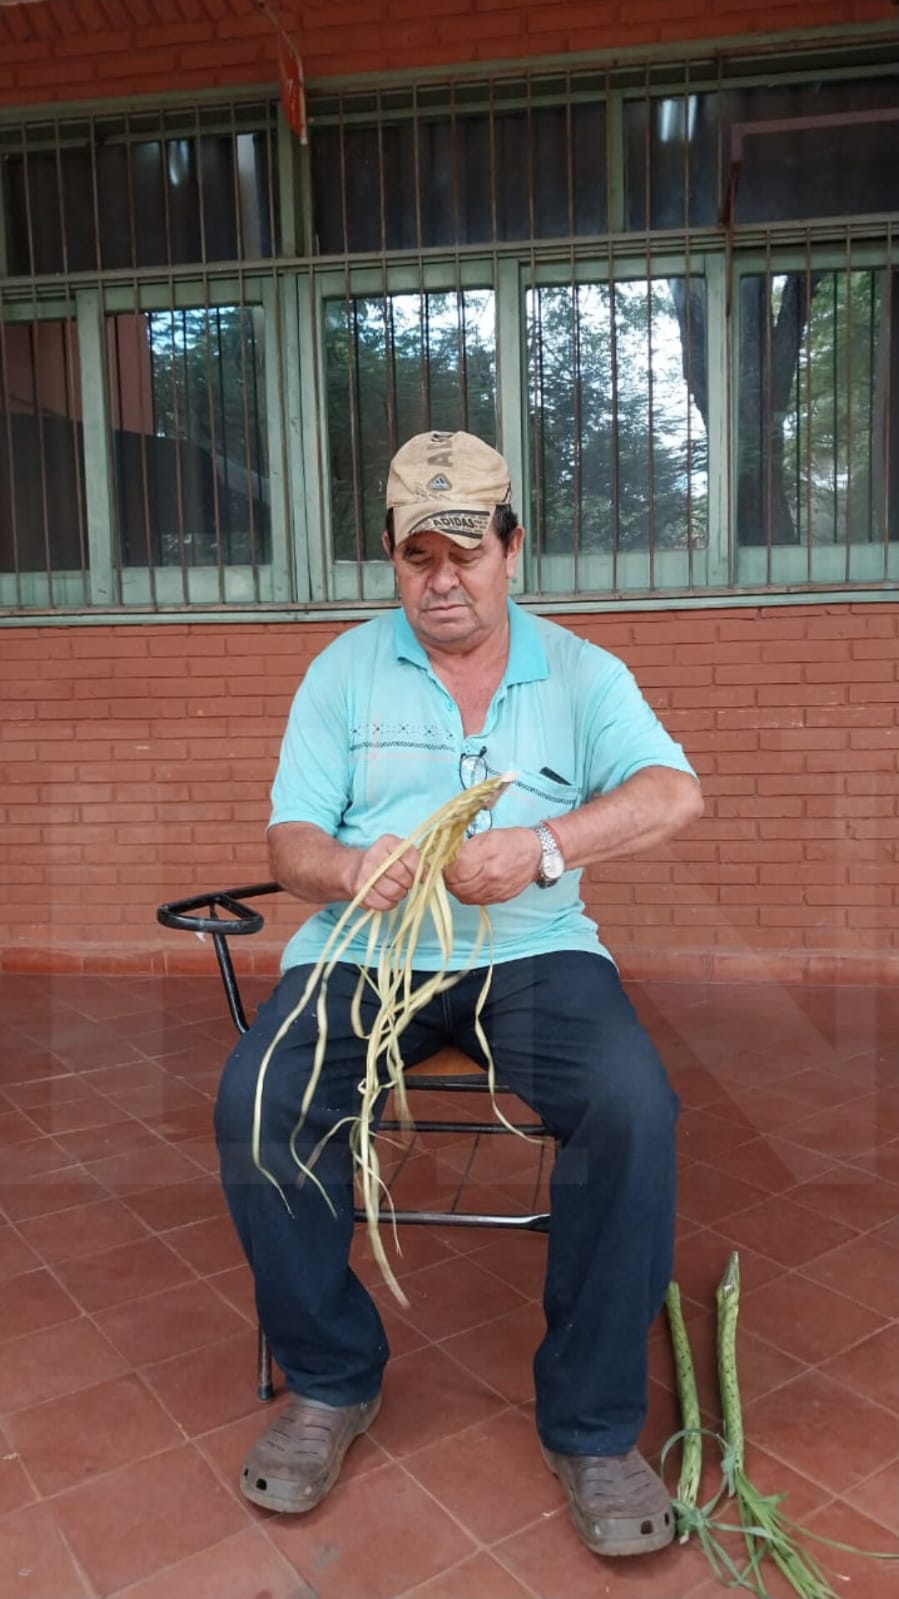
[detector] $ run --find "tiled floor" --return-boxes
[2,972,899,1599]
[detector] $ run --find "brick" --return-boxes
[715,663,802,684]
[759,730,849,750]
[806,660,894,682]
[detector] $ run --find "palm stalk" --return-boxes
[664,1280,703,1537]
[715,1251,839,1599]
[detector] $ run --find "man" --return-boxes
[214,430,702,1560]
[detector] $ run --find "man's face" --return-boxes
[383,523,524,653]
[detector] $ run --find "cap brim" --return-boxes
[392,504,494,548]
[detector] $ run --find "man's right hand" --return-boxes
[351,835,421,912]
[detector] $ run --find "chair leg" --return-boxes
[257,1325,274,1402]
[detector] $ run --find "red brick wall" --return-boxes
[0,0,894,106]
[2,604,897,984]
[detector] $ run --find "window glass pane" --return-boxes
[106,305,270,570]
[3,118,276,275]
[625,75,899,229]
[0,319,86,577]
[312,101,605,253]
[737,269,897,548]
[324,288,497,560]
[528,277,708,561]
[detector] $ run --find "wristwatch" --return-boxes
[532,821,565,888]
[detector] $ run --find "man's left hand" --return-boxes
[443,828,543,904]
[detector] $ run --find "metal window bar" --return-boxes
[3,54,899,616]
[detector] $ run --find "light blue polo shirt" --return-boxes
[270,602,695,972]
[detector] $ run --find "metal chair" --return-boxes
[157,881,553,1399]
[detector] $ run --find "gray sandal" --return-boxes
[241,1393,381,1513]
[542,1444,675,1557]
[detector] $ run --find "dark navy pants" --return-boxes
[214,951,678,1456]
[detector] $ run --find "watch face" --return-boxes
[542,850,564,883]
[535,824,564,885]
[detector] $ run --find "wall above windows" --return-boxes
[2,35,899,618]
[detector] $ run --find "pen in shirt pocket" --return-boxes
[540,765,571,786]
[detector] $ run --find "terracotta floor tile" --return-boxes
[0,1137,76,1186]
[464,1231,548,1299]
[8,1373,182,1496]
[0,1419,36,1515]
[800,1229,899,1318]
[123,1175,225,1233]
[745,1369,899,1495]
[0,1109,45,1149]
[714,1133,833,1192]
[23,1091,130,1138]
[0,1316,128,1414]
[404,1408,563,1543]
[786,1102,892,1160]
[2,973,898,1599]
[0,1267,80,1342]
[102,1526,311,1599]
[672,1227,784,1304]
[163,1212,246,1275]
[740,1273,888,1365]
[51,1444,248,1597]
[350,1223,459,1287]
[93,1278,248,1366]
[399,1553,536,1599]
[821,1322,899,1416]
[205,1264,257,1324]
[0,1165,110,1222]
[395,1252,528,1342]
[141,1328,264,1436]
[800,1500,899,1599]
[267,1462,476,1599]
[843,1457,899,1536]
[790,1168,899,1232]
[17,1197,150,1265]
[677,1104,758,1159]
[676,1161,769,1226]
[439,1300,546,1406]
[86,1140,204,1198]
[0,1223,40,1282]
[51,1119,163,1164]
[718,1195,857,1269]
[79,1061,172,1100]
[0,1502,92,1599]
[371,1344,508,1459]
[848,1138,899,1184]
[369,1287,431,1360]
[493,1504,713,1598]
[54,1235,193,1313]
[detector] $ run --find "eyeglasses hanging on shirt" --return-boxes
[458,746,493,837]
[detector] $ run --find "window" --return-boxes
[2,104,277,275]
[107,305,270,576]
[527,274,709,593]
[735,265,898,584]
[0,315,88,606]
[324,286,497,567]
[1,44,898,617]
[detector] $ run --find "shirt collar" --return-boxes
[393,600,548,685]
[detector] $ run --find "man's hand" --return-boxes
[352,834,421,912]
[443,828,543,905]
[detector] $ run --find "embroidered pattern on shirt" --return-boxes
[349,720,455,756]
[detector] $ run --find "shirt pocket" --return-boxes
[498,763,581,827]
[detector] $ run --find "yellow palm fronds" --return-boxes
[252,771,519,1303]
